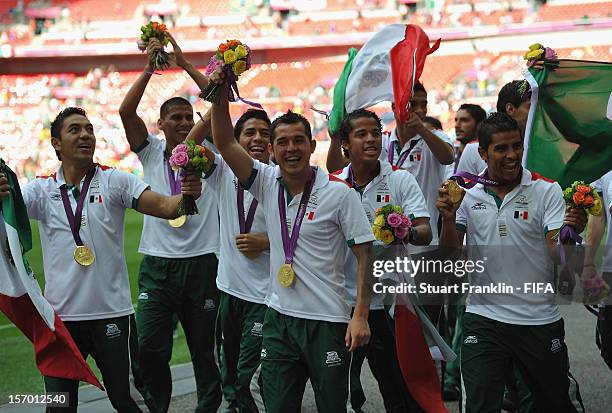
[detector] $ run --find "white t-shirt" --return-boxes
[22,165,149,321]
[245,163,375,323]
[592,170,612,272]
[456,142,486,176]
[136,135,219,258]
[205,154,270,304]
[380,129,454,252]
[456,168,565,325]
[333,161,430,309]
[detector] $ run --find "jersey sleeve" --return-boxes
[135,134,162,166]
[397,171,430,219]
[107,170,150,209]
[591,177,603,193]
[203,153,226,191]
[339,188,376,246]
[455,198,468,232]
[242,161,276,205]
[542,183,565,233]
[21,180,45,222]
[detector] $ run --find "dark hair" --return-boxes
[51,107,87,140]
[458,103,486,125]
[414,81,426,95]
[496,81,531,114]
[423,116,442,130]
[50,107,88,161]
[339,109,382,141]
[160,97,192,119]
[270,110,312,144]
[234,109,271,141]
[477,112,520,149]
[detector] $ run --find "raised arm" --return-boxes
[210,75,254,184]
[326,135,349,172]
[166,33,210,92]
[136,175,202,219]
[406,113,454,165]
[437,185,465,248]
[185,108,213,146]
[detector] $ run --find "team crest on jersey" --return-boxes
[106,323,121,339]
[471,202,486,211]
[515,195,529,210]
[203,299,216,311]
[307,193,319,208]
[89,179,100,190]
[376,181,389,192]
[251,322,263,337]
[50,193,61,201]
[325,351,342,367]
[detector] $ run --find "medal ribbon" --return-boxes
[60,167,96,247]
[388,137,420,168]
[237,186,258,233]
[167,159,181,195]
[278,167,315,265]
[451,170,500,189]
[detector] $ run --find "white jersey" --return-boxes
[136,135,219,258]
[245,163,375,323]
[205,153,270,304]
[456,168,564,325]
[380,129,454,252]
[333,161,430,309]
[456,142,486,176]
[592,170,612,272]
[22,165,149,321]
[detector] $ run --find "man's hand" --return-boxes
[209,66,225,85]
[0,173,9,200]
[180,174,202,200]
[145,38,163,71]
[564,206,587,234]
[235,233,269,253]
[166,32,189,69]
[436,184,464,222]
[345,316,370,352]
[404,112,426,135]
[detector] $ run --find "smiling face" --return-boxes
[272,122,315,178]
[479,130,523,184]
[157,105,194,147]
[239,118,271,163]
[342,116,382,163]
[51,114,96,165]
[455,109,478,143]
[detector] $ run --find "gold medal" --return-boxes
[74,245,95,267]
[277,263,296,288]
[242,250,261,260]
[168,215,187,228]
[445,180,464,204]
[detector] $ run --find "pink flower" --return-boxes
[394,226,409,240]
[387,213,402,228]
[544,47,557,60]
[205,57,223,76]
[170,152,188,168]
[173,143,188,154]
[400,214,411,228]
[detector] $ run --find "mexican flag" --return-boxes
[523,60,612,188]
[0,160,102,388]
[328,24,440,136]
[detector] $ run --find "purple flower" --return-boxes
[205,56,223,76]
[544,47,557,60]
[173,143,188,154]
[394,226,409,240]
[170,152,189,168]
[387,212,402,228]
[400,215,411,228]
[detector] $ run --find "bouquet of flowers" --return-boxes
[372,205,412,245]
[137,22,171,71]
[168,140,211,215]
[523,43,558,67]
[200,39,260,107]
[563,181,603,216]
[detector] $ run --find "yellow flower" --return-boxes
[589,198,603,216]
[235,44,248,59]
[524,49,544,60]
[232,60,247,76]
[374,215,385,227]
[380,229,394,245]
[223,50,237,65]
[373,225,382,240]
[529,43,543,51]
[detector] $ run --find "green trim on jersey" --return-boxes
[241,168,258,191]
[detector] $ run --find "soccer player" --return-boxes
[19,107,203,412]
[331,108,432,412]
[119,34,221,412]
[185,109,272,413]
[583,169,612,371]
[454,103,487,176]
[210,76,375,413]
[437,112,585,412]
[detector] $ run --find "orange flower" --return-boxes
[151,22,158,29]
[158,23,167,32]
[228,39,240,48]
[576,185,591,194]
[219,43,228,52]
[583,195,594,207]
[573,191,585,205]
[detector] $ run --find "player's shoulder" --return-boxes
[328,173,352,189]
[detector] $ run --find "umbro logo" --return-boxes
[464,335,478,344]
[138,292,149,300]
